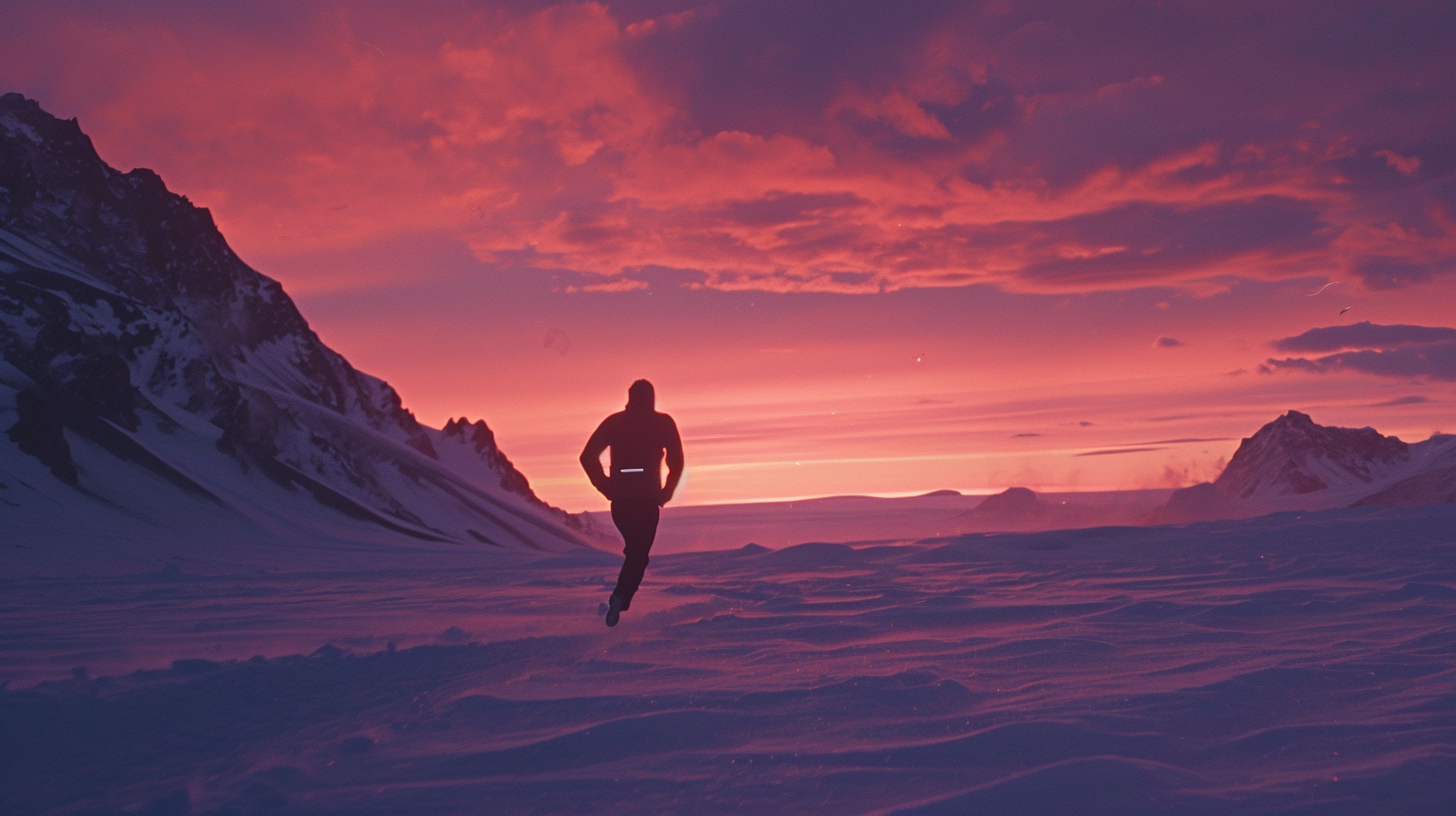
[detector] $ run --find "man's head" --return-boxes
[626,379,655,412]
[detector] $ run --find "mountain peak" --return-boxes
[1,92,82,136]
[1,91,43,112]
[436,416,540,504]
[1274,409,1314,426]
[444,416,494,445]
[1214,411,1408,499]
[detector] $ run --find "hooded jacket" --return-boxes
[580,382,684,503]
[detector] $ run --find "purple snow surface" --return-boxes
[3,506,1455,815]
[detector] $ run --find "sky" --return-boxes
[3,0,1455,511]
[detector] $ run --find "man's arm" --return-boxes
[659,415,684,506]
[579,419,614,499]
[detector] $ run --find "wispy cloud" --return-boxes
[1273,321,1456,353]
[1369,395,1432,407]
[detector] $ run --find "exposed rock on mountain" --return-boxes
[1143,411,1456,525]
[1354,438,1456,507]
[0,93,602,572]
[438,417,535,500]
[1213,411,1410,499]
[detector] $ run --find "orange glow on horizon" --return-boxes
[4,1,1453,511]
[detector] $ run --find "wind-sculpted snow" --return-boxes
[4,505,1453,814]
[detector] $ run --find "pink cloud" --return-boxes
[1,1,1452,298]
[1375,149,1421,176]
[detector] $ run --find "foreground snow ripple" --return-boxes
[3,506,1455,814]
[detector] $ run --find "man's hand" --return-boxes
[658,486,674,506]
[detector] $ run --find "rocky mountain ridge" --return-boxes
[1146,410,1456,524]
[0,93,602,573]
[1212,410,1412,498]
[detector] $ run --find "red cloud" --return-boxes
[3,1,1453,296]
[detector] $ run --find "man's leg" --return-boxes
[610,499,661,610]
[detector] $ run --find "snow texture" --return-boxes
[4,92,1454,816]
[1,93,603,562]
[4,504,1454,815]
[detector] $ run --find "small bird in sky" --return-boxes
[1340,306,1352,315]
[914,353,925,363]
[1307,281,1340,296]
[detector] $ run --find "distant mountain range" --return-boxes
[1,93,603,574]
[956,412,1454,532]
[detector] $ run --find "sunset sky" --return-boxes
[3,0,1454,510]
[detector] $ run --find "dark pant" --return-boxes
[610,499,660,609]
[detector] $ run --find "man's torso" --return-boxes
[602,410,676,499]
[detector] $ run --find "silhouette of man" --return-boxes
[581,379,684,627]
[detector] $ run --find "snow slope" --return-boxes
[3,504,1453,815]
[0,93,603,569]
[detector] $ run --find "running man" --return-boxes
[580,379,684,627]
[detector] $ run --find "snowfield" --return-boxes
[5,88,1455,816]
[4,503,1454,815]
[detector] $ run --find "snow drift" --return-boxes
[4,503,1454,815]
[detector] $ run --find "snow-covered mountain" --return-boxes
[1354,440,1456,506]
[0,93,604,574]
[1145,410,1456,524]
[1213,410,1412,499]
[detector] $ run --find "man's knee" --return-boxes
[623,550,650,570]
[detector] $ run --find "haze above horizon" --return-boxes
[4,0,1453,511]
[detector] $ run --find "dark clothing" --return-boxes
[579,408,684,503]
[610,498,659,608]
[581,395,683,610]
